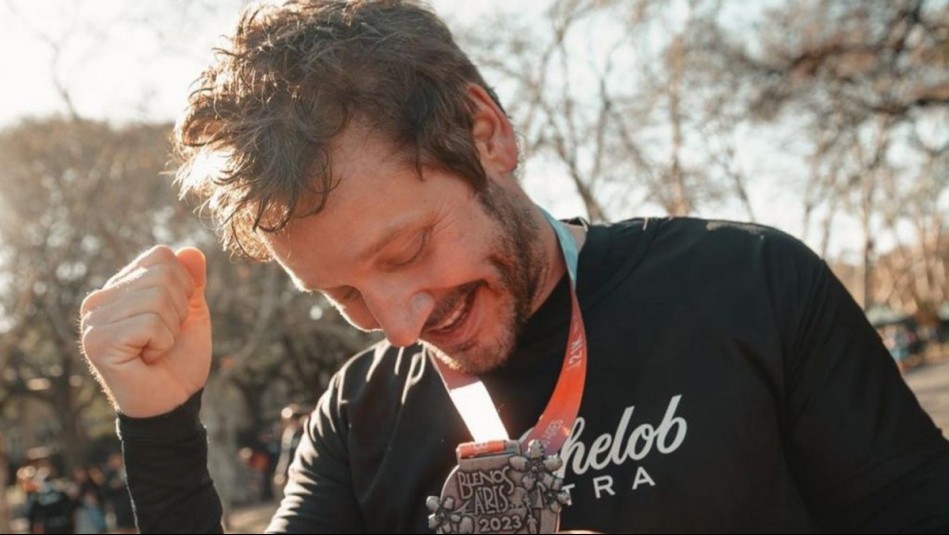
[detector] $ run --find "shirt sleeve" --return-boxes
[767,236,949,532]
[117,390,224,534]
[265,373,366,533]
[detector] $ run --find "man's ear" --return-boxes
[467,84,518,175]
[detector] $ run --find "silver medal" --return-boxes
[427,439,571,534]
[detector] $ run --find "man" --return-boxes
[273,404,310,496]
[26,468,75,535]
[101,453,137,533]
[79,0,949,533]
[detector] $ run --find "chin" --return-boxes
[425,335,515,375]
[423,281,525,375]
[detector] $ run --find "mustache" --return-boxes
[424,281,481,330]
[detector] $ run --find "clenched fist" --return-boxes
[80,246,212,418]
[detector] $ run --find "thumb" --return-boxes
[175,246,207,294]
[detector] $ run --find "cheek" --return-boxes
[426,218,498,281]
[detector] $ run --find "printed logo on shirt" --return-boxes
[559,395,687,499]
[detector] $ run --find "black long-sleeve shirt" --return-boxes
[120,218,949,533]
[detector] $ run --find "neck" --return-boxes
[529,207,585,315]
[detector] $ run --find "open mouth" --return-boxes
[426,283,480,336]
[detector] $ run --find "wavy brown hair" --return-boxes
[175,0,503,259]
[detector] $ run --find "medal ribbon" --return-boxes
[433,210,587,454]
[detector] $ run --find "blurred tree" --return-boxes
[459,0,947,314]
[726,0,949,310]
[0,118,372,475]
[0,118,176,470]
[463,0,758,222]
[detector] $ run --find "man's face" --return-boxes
[265,126,547,374]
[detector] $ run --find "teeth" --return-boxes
[437,299,466,330]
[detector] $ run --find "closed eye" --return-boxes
[387,228,429,268]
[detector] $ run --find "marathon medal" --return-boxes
[428,211,586,534]
[427,440,570,534]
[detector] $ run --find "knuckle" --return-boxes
[147,245,176,263]
[148,286,173,310]
[149,263,178,287]
[143,312,164,331]
[113,322,149,353]
[80,325,105,361]
[157,329,175,349]
[147,328,175,356]
[80,289,104,315]
[78,308,96,334]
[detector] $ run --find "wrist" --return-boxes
[117,389,205,445]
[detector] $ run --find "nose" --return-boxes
[363,285,435,347]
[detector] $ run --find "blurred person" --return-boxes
[69,468,97,501]
[257,429,280,501]
[238,437,276,503]
[16,465,40,523]
[69,468,106,534]
[272,404,309,497]
[17,465,39,498]
[883,325,911,374]
[26,468,74,534]
[79,0,949,533]
[73,489,106,535]
[100,454,135,534]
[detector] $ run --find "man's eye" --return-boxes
[390,229,429,267]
